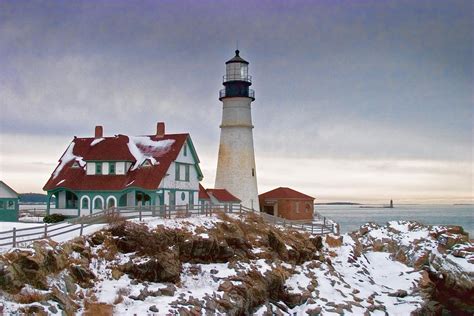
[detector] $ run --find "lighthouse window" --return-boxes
[252,168,255,177]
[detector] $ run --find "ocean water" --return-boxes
[317,204,474,237]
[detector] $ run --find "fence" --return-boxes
[0,204,336,249]
[0,222,92,248]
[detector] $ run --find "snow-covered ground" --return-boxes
[0,215,472,315]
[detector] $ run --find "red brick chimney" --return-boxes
[95,126,103,138]
[156,122,165,137]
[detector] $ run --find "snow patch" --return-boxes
[126,136,175,171]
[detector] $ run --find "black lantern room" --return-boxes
[219,50,255,101]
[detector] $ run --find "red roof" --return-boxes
[206,189,241,202]
[43,133,189,192]
[259,187,314,200]
[199,184,210,200]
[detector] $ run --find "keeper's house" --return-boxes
[0,181,19,222]
[43,123,203,217]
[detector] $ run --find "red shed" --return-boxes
[259,187,315,221]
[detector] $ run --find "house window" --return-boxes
[252,168,255,177]
[295,202,300,213]
[0,201,3,209]
[181,192,186,201]
[183,144,187,156]
[96,163,102,175]
[7,201,14,209]
[109,162,115,174]
[189,192,194,206]
[94,198,103,210]
[82,198,89,209]
[175,163,190,181]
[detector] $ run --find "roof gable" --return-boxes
[259,187,314,200]
[0,181,19,198]
[207,189,241,203]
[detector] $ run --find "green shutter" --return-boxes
[109,162,115,174]
[175,163,180,180]
[96,163,102,175]
[185,165,190,181]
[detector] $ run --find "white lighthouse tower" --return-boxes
[215,50,259,210]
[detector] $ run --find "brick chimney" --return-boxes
[95,125,103,138]
[156,122,165,137]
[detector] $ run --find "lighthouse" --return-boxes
[215,50,260,211]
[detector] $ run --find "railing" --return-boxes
[0,204,337,249]
[0,222,92,248]
[219,88,255,100]
[69,204,336,235]
[223,74,252,83]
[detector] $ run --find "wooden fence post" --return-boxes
[80,223,84,236]
[44,223,48,238]
[239,204,242,215]
[139,209,142,221]
[12,227,16,247]
[321,225,323,235]
[186,204,189,217]
[152,206,156,218]
[311,223,314,234]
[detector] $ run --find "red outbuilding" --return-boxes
[259,187,315,221]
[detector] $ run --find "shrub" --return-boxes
[43,214,66,223]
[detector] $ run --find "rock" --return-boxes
[306,306,322,315]
[51,285,79,314]
[388,289,408,297]
[149,305,159,312]
[122,252,181,283]
[310,236,323,250]
[325,235,343,248]
[69,264,96,287]
[159,284,176,296]
[268,230,288,260]
[48,305,58,314]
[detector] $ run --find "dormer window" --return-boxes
[142,160,152,167]
[72,161,80,168]
[183,144,187,156]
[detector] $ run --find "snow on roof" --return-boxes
[127,136,175,171]
[52,142,86,179]
[90,138,105,146]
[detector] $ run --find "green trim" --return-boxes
[185,137,204,181]
[0,198,19,222]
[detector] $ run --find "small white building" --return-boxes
[0,181,19,222]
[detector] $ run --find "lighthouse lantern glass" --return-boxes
[226,62,248,81]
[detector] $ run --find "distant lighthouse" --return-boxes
[215,50,259,210]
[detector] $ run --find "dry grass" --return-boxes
[105,211,126,226]
[84,301,113,316]
[12,290,47,304]
[113,287,131,304]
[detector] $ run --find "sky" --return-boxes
[0,0,472,203]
